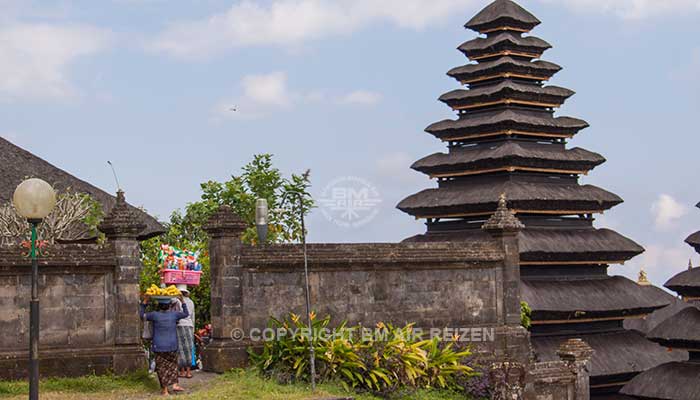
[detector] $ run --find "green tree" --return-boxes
[140,154,313,328]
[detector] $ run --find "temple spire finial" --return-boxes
[689,259,694,271]
[637,267,651,286]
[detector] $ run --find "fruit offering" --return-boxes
[145,284,181,297]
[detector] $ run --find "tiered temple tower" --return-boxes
[397,0,679,395]
[621,202,700,399]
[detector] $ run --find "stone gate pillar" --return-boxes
[557,339,594,400]
[98,190,146,372]
[201,205,247,372]
[482,194,531,365]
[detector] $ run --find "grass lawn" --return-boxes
[0,369,469,400]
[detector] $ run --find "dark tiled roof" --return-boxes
[624,298,694,335]
[532,330,685,379]
[397,179,621,217]
[522,276,673,320]
[0,137,164,241]
[411,141,604,176]
[621,362,700,400]
[448,57,561,83]
[647,306,700,347]
[439,81,574,109]
[686,230,700,252]
[465,0,540,33]
[426,108,589,139]
[458,32,551,59]
[403,227,644,264]
[665,267,700,293]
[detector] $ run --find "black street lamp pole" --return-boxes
[13,178,56,400]
[28,219,41,400]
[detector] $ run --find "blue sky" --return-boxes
[1,0,699,287]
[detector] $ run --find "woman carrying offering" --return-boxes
[140,294,189,396]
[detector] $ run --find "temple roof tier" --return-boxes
[458,32,551,60]
[646,306,700,350]
[426,108,589,141]
[448,57,561,84]
[397,179,621,218]
[533,331,685,383]
[465,0,540,34]
[621,362,700,400]
[412,142,604,177]
[664,267,700,297]
[686,230,700,253]
[624,298,694,335]
[440,81,574,110]
[404,227,643,265]
[522,276,673,322]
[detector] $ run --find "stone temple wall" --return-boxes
[0,241,145,379]
[200,206,532,373]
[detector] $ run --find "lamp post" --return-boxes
[256,193,316,390]
[13,178,57,400]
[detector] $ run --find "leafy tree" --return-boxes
[140,154,313,328]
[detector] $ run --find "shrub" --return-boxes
[250,313,477,398]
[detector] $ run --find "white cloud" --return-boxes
[214,71,295,120]
[338,90,382,106]
[214,71,384,119]
[150,0,478,59]
[241,71,292,107]
[539,0,700,20]
[651,194,688,230]
[0,24,110,100]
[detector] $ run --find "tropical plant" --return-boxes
[250,314,476,399]
[520,301,532,329]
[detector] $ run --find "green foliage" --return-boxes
[139,154,313,328]
[250,313,476,399]
[79,193,105,243]
[520,301,532,329]
[0,369,158,396]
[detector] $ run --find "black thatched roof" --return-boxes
[646,306,700,349]
[624,298,694,335]
[448,57,561,84]
[621,362,700,400]
[439,81,573,110]
[665,267,700,297]
[397,179,621,217]
[465,0,540,33]
[458,32,551,60]
[403,227,644,264]
[426,108,589,140]
[519,228,643,263]
[686,230,700,253]
[0,137,164,241]
[532,330,685,379]
[522,276,673,321]
[411,141,604,176]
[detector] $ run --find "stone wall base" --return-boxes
[0,345,146,380]
[201,339,252,373]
